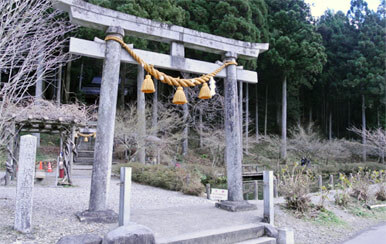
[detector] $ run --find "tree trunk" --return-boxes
[276,94,281,130]
[239,81,243,152]
[35,55,44,99]
[297,94,301,126]
[64,60,72,103]
[264,84,268,136]
[182,91,189,156]
[245,83,249,153]
[281,76,287,159]
[56,66,62,104]
[377,107,380,128]
[362,94,366,162]
[79,59,84,92]
[348,100,351,139]
[309,105,312,124]
[118,63,127,109]
[199,108,203,148]
[329,110,332,140]
[151,79,158,133]
[256,85,259,142]
[137,66,146,164]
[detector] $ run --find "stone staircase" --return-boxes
[157,223,276,244]
[74,138,95,165]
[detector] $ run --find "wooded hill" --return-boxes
[5,0,380,166]
[61,0,385,142]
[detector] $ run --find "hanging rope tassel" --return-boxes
[84,137,88,142]
[209,77,216,96]
[173,87,188,105]
[198,82,211,99]
[141,74,156,93]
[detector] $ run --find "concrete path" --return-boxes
[341,223,386,244]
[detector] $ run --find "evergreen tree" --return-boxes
[264,0,327,159]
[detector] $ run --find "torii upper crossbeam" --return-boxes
[53,0,269,219]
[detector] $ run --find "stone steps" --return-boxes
[157,223,272,244]
[236,237,276,244]
[74,157,94,165]
[77,151,94,157]
[74,138,95,165]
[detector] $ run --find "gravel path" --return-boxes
[1,168,385,244]
[0,169,263,244]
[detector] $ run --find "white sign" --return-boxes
[210,188,228,201]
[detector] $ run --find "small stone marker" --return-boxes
[206,184,211,200]
[329,174,334,189]
[273,178,278,198]
[318,175,323,191]
[277,227,294,244]
[119,167,132,226]
[14,135,37,233]
[263,171,274,225]
[210,188,228,201]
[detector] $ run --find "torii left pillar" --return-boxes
[77,26,123,223]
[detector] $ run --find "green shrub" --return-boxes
[334,173,351,207]
[114,162,205,196]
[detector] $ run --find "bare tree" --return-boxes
[0,0,74,146]
[350,127,386,164]
[115,104,185,164]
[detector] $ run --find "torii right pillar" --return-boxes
[216,51,257,212]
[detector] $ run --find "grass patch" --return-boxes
[314,208,347,226]
[348,206,375,218]
[113,162,205,196]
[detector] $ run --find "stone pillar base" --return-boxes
[103,223,155,244]
[76,210,118,223]
[215,201,257,212]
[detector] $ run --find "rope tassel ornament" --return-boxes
[198,82,211,99]
[209,77,216,96]
[104,36,237,104]
[173,87,188,105]
[141,74,155,93]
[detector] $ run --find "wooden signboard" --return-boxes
[210,188,228,201]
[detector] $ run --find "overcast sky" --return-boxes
[304,0,382,17]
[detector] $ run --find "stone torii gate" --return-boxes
[54,0,268,220]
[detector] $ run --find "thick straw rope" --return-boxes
[105,36,237,87]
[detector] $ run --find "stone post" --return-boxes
[137,66,146,164]
[264,171,274,225]
[223,52,242,202]
[273,178,278,198]
[119,167,132,226]
[206,184,211,200]
[88,26,124,217]
[318,175,323,192]
[14,135,37,233]
[215,52,256,212]
[277,227,295,244]
[329,175,334,189]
